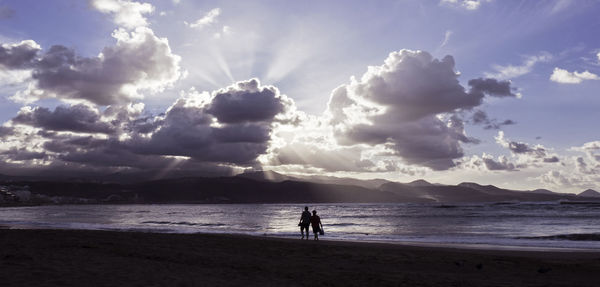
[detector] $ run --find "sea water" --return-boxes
[1,202,600,249]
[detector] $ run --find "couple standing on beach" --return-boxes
[299,206,323,240]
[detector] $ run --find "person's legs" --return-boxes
[301,225,308,239]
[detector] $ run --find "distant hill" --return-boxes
[382,181,582,203]
[2,173,599,204]
[406,179,435,187]
[236,170,296,182]
[529,189,556,195]
[578,189,600,198]
[237,171,391,189]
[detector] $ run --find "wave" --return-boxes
[560,201,600,206]
[518,233,600,241]
[141,221,225,227]
[328,223,359,227]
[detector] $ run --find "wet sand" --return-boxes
[1,229,599,286]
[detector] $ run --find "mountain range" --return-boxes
[1,171,598,205]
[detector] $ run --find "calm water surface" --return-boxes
[1,202,600,249]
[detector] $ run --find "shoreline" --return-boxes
[3,224,600,253]
[1,229,600,286]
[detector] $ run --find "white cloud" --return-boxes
[184,8,221,29]
[494,131,559,167]
[91,0,154,29]
[213,25,231,39]
[550,67,600,84]
[597,51,600,63]
[0,69,31,86]
[485,52,552,80]
[326,50,517,170]
[8,27,181,105]
[440,30,453,48]
[440,0,489,11]
[551,0,574,14]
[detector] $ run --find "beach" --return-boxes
[1,229,599,286]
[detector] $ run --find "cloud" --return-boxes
[495,131,559,166]
[134,79,292,164]
[0,40,42,90]
[597,51,600,63]
[550,67,600,84]
[551,0,574,14]
[571,141,600,163]
[470,109,515,130]
[327,50,516,170]
[537,141,600,190]
[1,147,46,161]
[543,156,559,163]
[184,8,220,29]
[0,126,14,138]
[270,142,379,173]
[540,170,573,186]
[12,104,116,134]
[485,52,552,80]
[459,154,516,171]
[440,0,488,11]
[206,79,287,124]
[0,40,41,69]
[0,79,296,177]
[9,27,181,105]
[91,0,154,29]
[440,30,453,48]
[468,78,519,98]
[481,154,516,171]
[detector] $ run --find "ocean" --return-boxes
[1,202,600,250]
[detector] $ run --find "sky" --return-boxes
[0,0,599,193]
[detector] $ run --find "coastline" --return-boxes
[1,229,599,286]
[4,222,600,252]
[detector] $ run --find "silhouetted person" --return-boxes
[310,210,323,241]
[298,206,311,240]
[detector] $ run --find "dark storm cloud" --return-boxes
[495,132,560,166]
[12,104,116,134]
[207,79,286,124]
[328,50,517,170]
[509,142,532,153]
[1,148,46,161]
[468,78,518,98]
[0,126,14,137]
[4,28,180,105]
[125,116,162,134]
[0,40,40,69]
[330,52,483,122]
[470,110,516,130]
[471,110,488,125]
[134,79,289,164]
[506,141,549,159]
[482,156,516,171]
[0,78,291,177]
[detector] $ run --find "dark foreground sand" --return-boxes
[1,229,599,286]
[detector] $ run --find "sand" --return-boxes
[1,229,599,286]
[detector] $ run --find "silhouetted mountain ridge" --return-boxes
[1,173,598,204]
[578,189,600,197]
